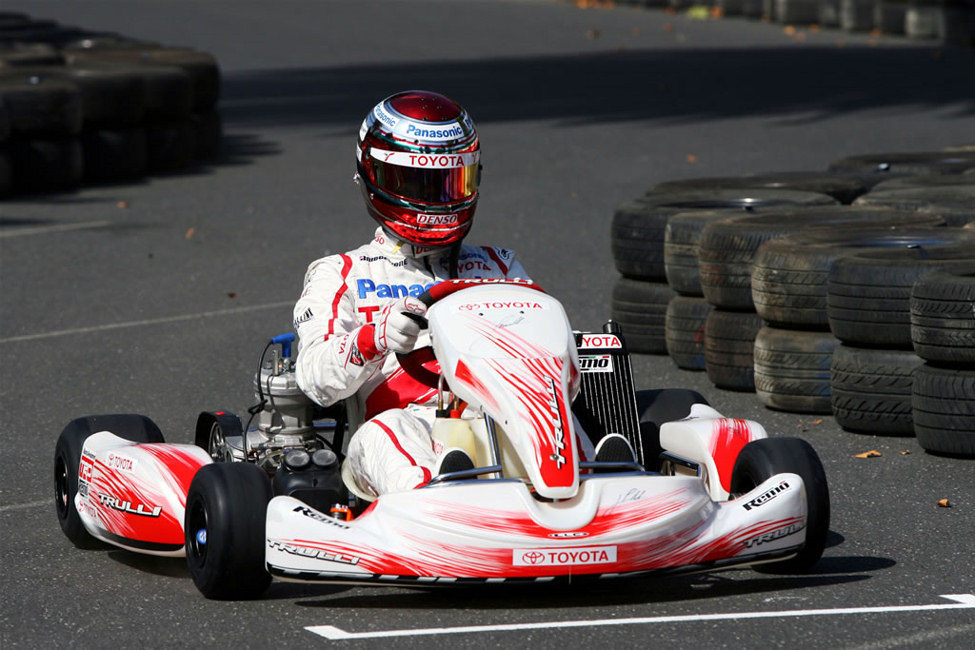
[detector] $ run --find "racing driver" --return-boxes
[294,90,536,497]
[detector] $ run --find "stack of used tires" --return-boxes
[610,184,839,357]
[610,148,975,457]
[910,265,975,457]
[0,13,222,197]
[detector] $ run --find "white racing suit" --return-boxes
[295,228,533,496]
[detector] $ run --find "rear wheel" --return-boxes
[185,462,272,599]
[54,414,164,548]
[730,438,830,573]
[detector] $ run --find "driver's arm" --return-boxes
[293,255,384,407]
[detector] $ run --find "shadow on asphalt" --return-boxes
[287,559,891,609]
[219,46,975,129]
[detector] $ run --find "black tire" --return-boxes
[614,189,837,281]
[830,345,923,435]
[752,227,969,328]
[0,74,83,136]
[729,438,829,573]
[827,245,975,347]
[13,63,146,126]
[10,136,83,193]
[705,309,764,391]
[828,151,975,176]
[185,463,272,600]
[912,364,975,457]
[754,326,839,414]
[699,206,944,310]
[652,172,867,204]
[854,186,975,228]
[610,278,675,354]
[665,209,758,296]
[54,414,164,548]
[146,119,196,173]
[194,411,243,462]
[872,173,975,192]
[0,42,64,67]
[635,388,710,471]
[910,267,975,364]
[61,52,193,121]
[65,47,220,111]
[81,127,147,183]
[665,295,713,371]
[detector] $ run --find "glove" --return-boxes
[374,296,427,355]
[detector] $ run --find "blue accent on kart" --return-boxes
[270,333,295,358]
[196,529,207,545]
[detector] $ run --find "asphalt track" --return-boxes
[2,1,974,647]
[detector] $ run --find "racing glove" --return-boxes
[373,296,428,355]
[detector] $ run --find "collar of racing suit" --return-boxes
[373,227,462,278]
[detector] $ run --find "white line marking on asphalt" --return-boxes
[306,594,975,640]
[0,301,295,344]
[0,500,48,513]
[0,220,111,238]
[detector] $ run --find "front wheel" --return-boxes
[730,437,830,573]
[185,462,272,599]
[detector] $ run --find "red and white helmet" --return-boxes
[356,90,480,248]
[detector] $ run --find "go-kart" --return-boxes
[54,279,829,599]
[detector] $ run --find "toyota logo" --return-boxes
[522,551,544,565]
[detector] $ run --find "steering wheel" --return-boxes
[395,279,546,388]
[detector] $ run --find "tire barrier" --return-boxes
[830,344,923,435]
[610,277,676,355]
[620,1,975,46]
[755,326,838,414]
[705,308,763,392]
[1,15,223,197]
[751,227,971,328]
[613,189,835,281]
[609,145,974,458]
[665,295,713,371]
[698,207,941,311]
[910,265,975,457]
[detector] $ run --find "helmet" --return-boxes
[356,90,480,248]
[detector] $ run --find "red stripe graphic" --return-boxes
[325,254,353,341]
[374,419,432,487]
[481,246,509,275]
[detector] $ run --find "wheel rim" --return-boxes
[54,454,70,520]
[187,498,208,564]
[208,422,228,462]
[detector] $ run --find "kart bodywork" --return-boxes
[55,279,827,596]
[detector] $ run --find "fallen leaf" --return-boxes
[663,22,674,33]
[227,292,237,299]
[795,32,806,42]
[855,450,882,458]
[869,28,882,38]
[685,154,698,164]
[586,29,600,39]
[185,227,195,240]
[665,7,677,15]
[809,24,820,33]
[899,450,911,455]
[784,25,797,36]
[937,498,950,508]
[710,7,724,19]
[809,419,822,425]
[116,201,129,209]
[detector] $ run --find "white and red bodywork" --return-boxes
[266,283,805,584]
[75,432,210,556]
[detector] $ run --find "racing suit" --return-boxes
[294,228,530,496]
